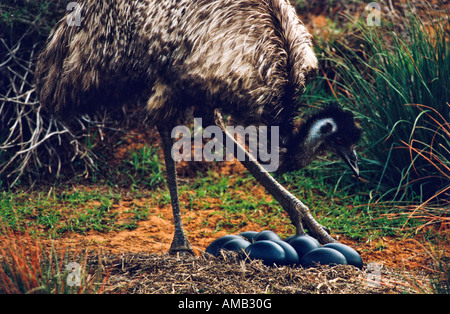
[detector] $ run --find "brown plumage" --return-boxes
[35,0,317,132]
[35,0,361,253]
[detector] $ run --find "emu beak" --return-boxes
[337,146,359,177]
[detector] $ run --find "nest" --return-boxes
[89,251,418,294]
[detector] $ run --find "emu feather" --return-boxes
[35,0,317,132]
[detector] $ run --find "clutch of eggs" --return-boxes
[206,230,363,269]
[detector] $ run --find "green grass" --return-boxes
[119,145,166,189]
[308,3,450,203]
[0,188,150,238]
[0,140,429,242]
[277,161,428,241]
[0,0,65,37]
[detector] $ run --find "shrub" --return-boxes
[316,4,449,203]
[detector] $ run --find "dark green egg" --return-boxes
[254,230,281,242]
[221,238,251,254]
[239,231,259,243]
[300,248,348,268]
[270,240,299,266]
[288,235,321,259]
[323,243,363,269]
[244,240,286,266]
[206,235,244,256]
[285,234,320,246]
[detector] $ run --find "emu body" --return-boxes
[35,0,361,254]
[36,0,317,132]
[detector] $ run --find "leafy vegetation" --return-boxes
[0,187,150,238]
[306,2,449,204]
[119,145,165,189]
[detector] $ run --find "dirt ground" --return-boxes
[0,228,442,294]
[43,128,445,272]
[16,217,440,294]
[61,208,444,293]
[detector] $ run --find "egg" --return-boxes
[323,243,363,269]
[288,235,321,260]
[285,234,320,246]
[253,230,281,242]
[205,235,244,256]
[221,238,251,254]
[270,240,299,266]
[300,248,348,268]
[239,231,259,243]
[284,235,296,243]
[244,240,286,266]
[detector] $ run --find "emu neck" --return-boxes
[295,135,325,168]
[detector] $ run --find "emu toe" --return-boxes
[320,224,331,234]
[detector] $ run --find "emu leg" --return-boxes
[157,125,194,255]
[213,111,337,244]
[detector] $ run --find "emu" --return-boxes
[35,0,362,255]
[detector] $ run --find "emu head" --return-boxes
[278,104,362,176]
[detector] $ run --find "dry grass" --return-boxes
[0,228,438,294]
[93,251,424,294]
[0,30,147,188]
[0,36,95,187]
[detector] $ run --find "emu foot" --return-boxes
[169,236,194,256]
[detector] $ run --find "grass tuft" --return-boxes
[0,229,107,294]
[310,2,449,204]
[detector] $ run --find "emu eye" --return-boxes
[320,122,333,135]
